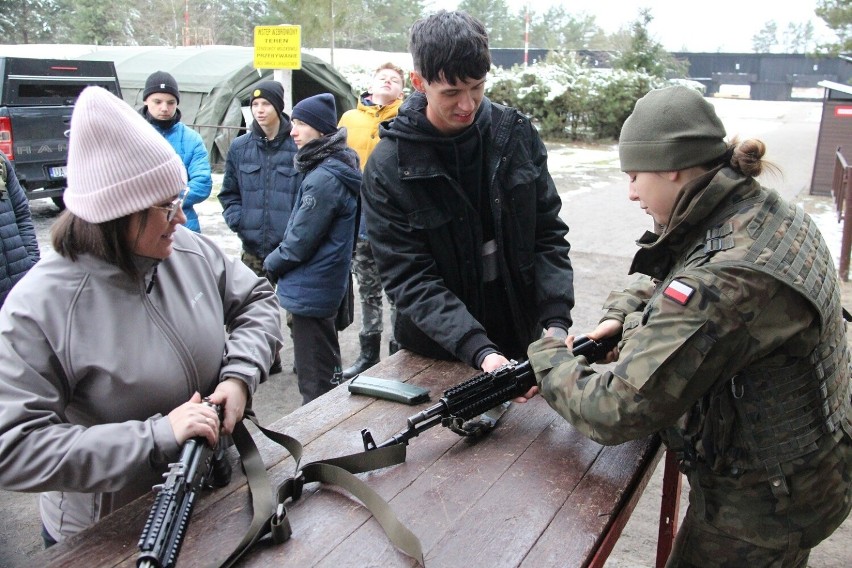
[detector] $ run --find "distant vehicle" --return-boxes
[0,57,121,208]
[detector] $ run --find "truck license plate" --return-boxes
[49,166,67,179]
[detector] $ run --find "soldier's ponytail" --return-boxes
[725,137,780,179]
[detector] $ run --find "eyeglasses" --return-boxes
[151,189,188,222]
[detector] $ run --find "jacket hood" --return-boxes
[630,166,760,279]
[323,149,362,196]
[139,106,181,131]
[250,112,293,143]
[379,91,491,146]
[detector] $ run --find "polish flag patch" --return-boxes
[663,279,695,306]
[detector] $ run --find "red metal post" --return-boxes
[655,450,682,567]
[836,148,852,281]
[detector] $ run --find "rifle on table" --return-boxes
[137,399,232,568]
[361,333,621,451]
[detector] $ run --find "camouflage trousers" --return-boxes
[352,239,396,337]
[240,250,275,287]
[666,433,852,567]
[667,505,810,567]
[242,250,293,331]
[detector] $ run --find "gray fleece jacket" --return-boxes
[0,227,282,540]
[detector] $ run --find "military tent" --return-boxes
[0,44,355,167]
[70,45,355,167]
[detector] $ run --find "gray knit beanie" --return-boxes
[143,70,180,104]
[619,85,728,172]
[292,93,337,135]
[64,86,187,223]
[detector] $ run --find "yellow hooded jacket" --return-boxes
[338,92,403,171]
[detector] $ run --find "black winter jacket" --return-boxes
[219,117,301,258]
[362,94,574,367]
[0,154,39,307]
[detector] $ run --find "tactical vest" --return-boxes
[660,188,852,494]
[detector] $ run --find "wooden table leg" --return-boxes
[587,440,664,568]
[655,450,682,567]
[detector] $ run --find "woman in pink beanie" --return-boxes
[0,86,283,545]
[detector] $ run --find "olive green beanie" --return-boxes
[619,85,728,172]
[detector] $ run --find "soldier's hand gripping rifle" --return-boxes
[361,333,621,451]
[137,399,232,568]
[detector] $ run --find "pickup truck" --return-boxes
[0,56,121,207]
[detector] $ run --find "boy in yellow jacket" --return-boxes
[338,62,406,378]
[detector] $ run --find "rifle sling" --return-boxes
[219,412,423,567]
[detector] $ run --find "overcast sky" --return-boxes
[427,0,834,53]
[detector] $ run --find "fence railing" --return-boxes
[833,147,852,281]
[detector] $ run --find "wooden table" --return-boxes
[34,350,677,568]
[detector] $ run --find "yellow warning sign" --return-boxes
[254,25,301,70]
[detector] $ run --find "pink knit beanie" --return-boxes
[64,86,187,223]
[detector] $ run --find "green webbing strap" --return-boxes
[219,416,303,568]
[295,453,423,564]
[220,412,422,567]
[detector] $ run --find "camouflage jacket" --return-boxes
[529,165,851,466]
[529,165,852,552]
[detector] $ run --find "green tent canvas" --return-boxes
[74,45,355,166]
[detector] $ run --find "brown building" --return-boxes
[810,81,852,196]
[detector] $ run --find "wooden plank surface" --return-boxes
[33,352,661,568]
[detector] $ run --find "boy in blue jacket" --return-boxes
[140,71,212,233]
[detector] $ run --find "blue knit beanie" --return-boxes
[292,93,337,135]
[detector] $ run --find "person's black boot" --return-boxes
[388,339,401,356]
[342,333,381,379]
[269,351,283,374]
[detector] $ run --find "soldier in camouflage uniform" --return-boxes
[526,86,852,567]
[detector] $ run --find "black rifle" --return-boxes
[361,333,621,451]
[137,399,232,568]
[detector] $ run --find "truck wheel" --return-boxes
[52,196,66,210]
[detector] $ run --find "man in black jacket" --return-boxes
[218,80,300,375]
[218,80,300,281]
[362,10,574,380]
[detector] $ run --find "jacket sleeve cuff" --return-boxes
[542,317,570,333]
[539,302,573,331]
[458,332,499,369]
[527,336,575,387]
[151,415,181,464]
[219,361,261,396]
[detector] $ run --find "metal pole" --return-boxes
[837,149,852,281]
[184,0,190,46]
[330,0,335,68]
[524,5,529,68]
